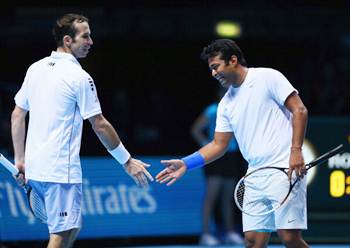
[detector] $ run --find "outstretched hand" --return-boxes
[156,159,187,186]
[123,158,154,188]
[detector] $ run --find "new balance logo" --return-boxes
[59,212,68,217]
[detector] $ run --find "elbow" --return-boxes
[300,105,308,118]
[11,111,17,124]
[91,122,105,135]
[11,109,24,125]
[92,125,101,135]
[90,116,108,135]
[293,105,308,121]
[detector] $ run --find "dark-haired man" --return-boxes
[11,13,153,248]
[156,39,308,248]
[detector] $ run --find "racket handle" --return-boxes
[307,144,344,169]
[0,153,19,175]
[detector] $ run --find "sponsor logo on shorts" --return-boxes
[59,212,68,217]
[287,219,296,223]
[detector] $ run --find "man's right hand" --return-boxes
[123,158,154,188]
[156,159,187,186]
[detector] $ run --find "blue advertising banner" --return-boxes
[1,118,349,243]
[0,157,205,241]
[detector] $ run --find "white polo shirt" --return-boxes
[216,68,297,171]
[15,51,102,183]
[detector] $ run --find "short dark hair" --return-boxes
[52,13,89,47]
[200,39,247,66]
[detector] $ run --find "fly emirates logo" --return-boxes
[0,178,157,224]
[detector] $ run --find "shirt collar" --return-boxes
[50,51,81,67]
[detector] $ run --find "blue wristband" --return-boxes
[182,151,205,170]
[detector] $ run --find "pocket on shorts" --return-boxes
[68,184,82,225]
[68,210,80,225]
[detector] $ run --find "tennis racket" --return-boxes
[0,153,47,223]
[234,144,344,216]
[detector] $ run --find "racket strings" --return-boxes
[28,189,48,223]
[234,169,291,216]
[235,181,245,209]
[236,181,275,211]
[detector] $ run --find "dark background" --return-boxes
[0,0,349,156]
[0,1,349,247]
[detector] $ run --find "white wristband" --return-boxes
[108,142,131,165]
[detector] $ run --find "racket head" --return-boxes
[234,167,293,216]
[0,153,19,175]
[25,185,48,223]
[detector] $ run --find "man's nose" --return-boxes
[211,69,217,78]
[88,37,93,45]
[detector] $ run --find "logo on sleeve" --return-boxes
[88,78,99,103]
[88,78,95,91]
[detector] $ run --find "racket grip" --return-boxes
[0,154,19,175]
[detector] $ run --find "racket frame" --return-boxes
[234,144,344,216]
[0,153,47,223]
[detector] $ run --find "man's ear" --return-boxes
[230,55,238,66]
[63,35,73,48]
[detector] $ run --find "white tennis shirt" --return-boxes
[15,51,102,183]
[216,68,297,171]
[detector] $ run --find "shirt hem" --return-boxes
[26,176,82,184]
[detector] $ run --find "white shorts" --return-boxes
[28,180,83,233]
[242,169,307,232]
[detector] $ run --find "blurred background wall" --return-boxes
[0,1,349,247]
[0,0,349,156]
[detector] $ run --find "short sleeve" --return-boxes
[267,69,298,106]
[14,71,30,111]
[215,99,233,133]
[76,74,102,120]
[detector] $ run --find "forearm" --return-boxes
[92,118,120,150]
[291,106,308,149]
[89,114,131,165]
[11,114,26,164]
[90,116,151,187]
[182,139,227,171]
[198,140,227,164]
